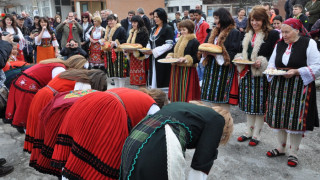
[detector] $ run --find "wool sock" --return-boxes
[246,114,255,137]
[252,115,264,140]
[289,133,303,157]
[276,130,287,153]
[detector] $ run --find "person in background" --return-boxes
[55,12,83,49]
[149,12,156,28]
[285,0,293,19]
[30,16,40,32]
[290,0,310,8]
[80,12,93,55]
[293,4,309,29]
[195,5,207,20]
[21,11,33,31]
[263,2,274,23]
[73,12,81,23]
[272,15,283,38]
[60,39,87,59]
[121,10,135,38]
[137,7,151,34]
[234,8,248,40]
[100,9,112,28]
[189,9,195,21]
[16,15,30,36]
[23,29,38,63]
[173,20,181,43]
[182,10,189,20]
[53,15,61,28]
[171,11,181,32]
[305,0,320,31]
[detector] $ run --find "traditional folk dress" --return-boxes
[5,63,66,128]
[235,30,279,114]
[51,88,158,179]
[120,102,225,180]
[85,26,105,68]
[32,90,96,176]
[35,30,59,63]
[4,64,33,89]
[201,25,241,105]
[167,34,201,102]
[24,76,76,154]
[104,23,127,77]
[126,28,149,85]
[148,23,175,88]
[265,37,320,132]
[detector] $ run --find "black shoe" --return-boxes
[16,126,25,134]
[111,79,115,86]
[0,158,6,166]
[2,118,12,124]
[0,166,14,177]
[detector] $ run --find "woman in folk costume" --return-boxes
[85,16,105,69]
[265,18,320,167]
[35,17,59,63]
[104,14,127,86]
[5,55,87,133]
[50,88,166,179]
[200,8,241,110]
[24,69,104,153]
[120,102,233,180]
[28,70,108,176]
[141,8,174,88]
[234,6,279,146]
[125,15,149,86]
[166,19,200,102]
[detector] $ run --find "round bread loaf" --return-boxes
[199,43,223,53]
[119,43,143,49]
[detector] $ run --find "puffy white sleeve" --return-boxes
[147,104,160,115]
[266,44,278,82]
[51,67,66,79]
[85,26,93,42]
[188,168,208,180]
[52,39,59,47]
[298,39,320,85]
[152,40,174,59]
[17,28,25,50]
[74,82,92,90]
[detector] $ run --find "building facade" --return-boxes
[165,0,202,21]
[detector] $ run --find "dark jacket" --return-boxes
[148,23,174,88]
[142,15,151,34]
[305,0,320,24]
[24,17,33,31]
[297,13,310,29]
[81,23,93,42]
[285,0,293,19]
[120,18,131,38]
[290,0,309,7]
[183,38,200,64]
[0,40,12,69]
[257,30,280,60]
[111,27,127,44]
[60,47,88,59]
[101,20,108,29]
[18,25,30,36]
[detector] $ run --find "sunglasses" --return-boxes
[82,17,88,18]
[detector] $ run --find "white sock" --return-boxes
[289,133,303,157]
[252,115,264,140]
[276,130,287,152]
[246,114,255,137]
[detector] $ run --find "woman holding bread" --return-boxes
[265,18,320,167]
[234,6,279,146]
[166,19,200,102]
[103,14,127,87]
[125,15,149,86]
[200,8,241,110]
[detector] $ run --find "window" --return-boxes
[207,6,219,17]
[55,0,60,5]
[82,3,88,13]
[168,6,179,13]
[182,6,190,12]
[55,6,61,16]
[62,0,71,6]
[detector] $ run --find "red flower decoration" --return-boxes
[1,13,5,17]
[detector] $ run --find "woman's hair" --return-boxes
[237,8,245,14]
[107,14,117,21]
[81,12,91,24]
[273,8,280,15]
[213,8,235,30]
[189,101,234,145]
[92,16,102,24]
[38,17,54,35]
[246,6,272,39]
[40,55,87,69]
[153,8,168,24]
[130,15,148,33]
[3,14,18,34]
[179,19,195,33]
[138,88,168,108]
[59,69,107,91]
[273,15,283,22]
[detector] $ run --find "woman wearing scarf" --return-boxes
[119,102,233,180]
[200,8,241,111]
[166,19,200,102]
[265,18,320,167]
[103,14,127,87]
[85,16,105,69]
[125,15,149,86]
[234,6,279,146]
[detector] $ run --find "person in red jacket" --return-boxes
[194,9,209,44]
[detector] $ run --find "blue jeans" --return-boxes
[197,62,204,81]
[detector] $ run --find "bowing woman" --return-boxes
[142,8,174,88]
[200,8,241,111]
[234,6,279,146]
[265,18,320,167]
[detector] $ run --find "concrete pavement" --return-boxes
[0,79,319,180]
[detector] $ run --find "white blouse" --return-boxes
[214,37,224,65]
[268,39,320,85]
[85,26,105,45]
[35,30,59,47]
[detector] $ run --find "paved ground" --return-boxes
[0,78,319,180]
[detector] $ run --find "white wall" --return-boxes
[166,0,202,21]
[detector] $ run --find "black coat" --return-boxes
[182,38,200,64]
[257,30,280,60]
[0,40,12,69]
[148,23,174,88]
[120,18,130,37]
[60,47,88,59]
[81,23,93,42]
[112,27,127,44]
[142,15,151,34]
[101,20,108,29]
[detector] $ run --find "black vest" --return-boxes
[275,37,309,68]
